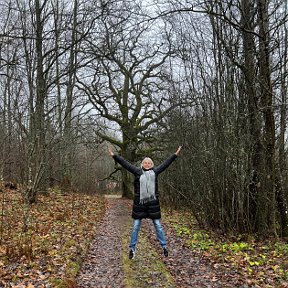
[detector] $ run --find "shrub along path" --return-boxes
[76,197,262,288]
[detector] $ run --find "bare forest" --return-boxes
[2,0,288,286]
[1,0,288,241]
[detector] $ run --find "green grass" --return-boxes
[162,209,288,287]
[121,221,175,288]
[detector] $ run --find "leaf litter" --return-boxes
[1,185,288,288]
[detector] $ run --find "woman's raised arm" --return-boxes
[175,146,182,156]
[108,148,140,175]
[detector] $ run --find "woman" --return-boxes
[108,146,182,259]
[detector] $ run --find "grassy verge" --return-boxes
[162,209,288,287]
[122,220,176,288]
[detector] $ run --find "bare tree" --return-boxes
[157,0,288,236]
[76,0,185,198]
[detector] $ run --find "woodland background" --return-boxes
[1,0,288,238]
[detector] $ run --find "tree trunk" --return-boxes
[256,0,276,235]
[63,0,78,185]
[241,0,264,232]
[121,128,138,199]
[27,0,48,203]
[277,1,288,237]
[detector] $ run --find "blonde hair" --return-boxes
[141,157,154,168]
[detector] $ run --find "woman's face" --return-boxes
[142,158,154,169]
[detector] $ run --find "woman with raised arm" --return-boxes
[108,146,182,259]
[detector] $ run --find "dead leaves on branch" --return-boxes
[0,185,106,287]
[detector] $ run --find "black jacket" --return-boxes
[113,154,177,219]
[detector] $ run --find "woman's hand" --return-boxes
[108,148,114,156]
[175,146,182,156]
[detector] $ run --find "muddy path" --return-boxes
[76,197,243,288]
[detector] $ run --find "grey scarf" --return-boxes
[139,169,156,204]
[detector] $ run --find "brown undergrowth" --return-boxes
[0,184,106,288]
[2,185,288,288]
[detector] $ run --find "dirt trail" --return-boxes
[76,198,130,288]
[76,197,243,288]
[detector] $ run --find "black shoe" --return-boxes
[129,249,135,259]
[163,247,168,257]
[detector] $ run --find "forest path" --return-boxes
[76,197,241,288]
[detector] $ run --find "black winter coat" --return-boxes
[113,154,177,219]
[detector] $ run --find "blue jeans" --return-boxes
[129,219,167,251]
